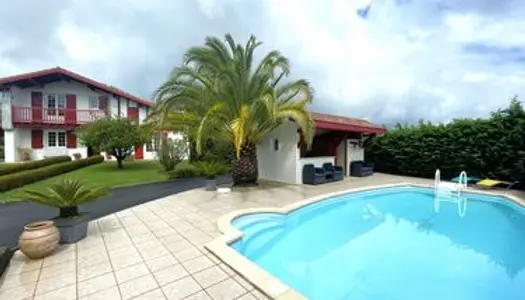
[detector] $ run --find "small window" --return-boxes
[273,138,279,151]
[47,132,57,147]
[57,95,65,116]
[58,132,66,147]
[47,131,66,147]
[46,94,66,116]
[88,96,99,109]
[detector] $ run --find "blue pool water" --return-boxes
[230,186,525,300]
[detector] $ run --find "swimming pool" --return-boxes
[229,186,525,300]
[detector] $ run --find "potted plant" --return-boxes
[21,179,110,244]
[17,147,32,161]
[195,161,227,191]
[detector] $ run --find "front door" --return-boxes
[135,146,144,160]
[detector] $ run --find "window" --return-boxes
[47,94,66,116]
[58,132,66,147]
[47,131,66,147]
[47,132,56,147]
[146,132,161,152]
[88,96,99,109]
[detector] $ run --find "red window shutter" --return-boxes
[31,92,43,123]
[65,94,77,124]
[127,107,138,121]
[66,131,77,148]
[99,96,108,110]
[31,130,43,149]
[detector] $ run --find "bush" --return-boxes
[0,155,104,192]
[194,161,227,179]
[158,137,188,172]
[0,156,72,176]
[366,99,525,182]
[167,161,200,179]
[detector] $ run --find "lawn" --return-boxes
[0,160,168,203]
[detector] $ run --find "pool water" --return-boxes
[230,186,525,300]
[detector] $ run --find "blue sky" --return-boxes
[0,0,522,126]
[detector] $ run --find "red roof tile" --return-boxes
[0,67,152,107]
[311,112,385,134]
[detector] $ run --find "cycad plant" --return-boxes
[151,34,315,186]
[194,161,227,180]
[23,179,110,218]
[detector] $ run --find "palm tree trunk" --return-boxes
[232,142,258,186]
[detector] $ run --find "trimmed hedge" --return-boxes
[0,156,72,176]
[366,99,525,182]
[0,155,104,192]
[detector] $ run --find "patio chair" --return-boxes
[302,164,328,185]
[322,163,344,181]
[350,160,374,177]
[475,179,520,190]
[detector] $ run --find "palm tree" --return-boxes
[151,34,315,186]
[22,179,110,218]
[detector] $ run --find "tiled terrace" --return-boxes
[1,174,523,300]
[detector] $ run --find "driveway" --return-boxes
[0,175,232,248]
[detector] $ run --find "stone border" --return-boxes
[205,182,525,300]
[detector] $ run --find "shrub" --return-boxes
[167,161,200,179]
[194,161,227,179]
[0,156,72,176]
[0,155,104,192]
[158,136,188,172]
[366,99,525,182]
[22,179,110,218]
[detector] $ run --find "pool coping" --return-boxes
[204,182,525,300]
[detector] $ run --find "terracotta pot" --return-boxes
[19,221,60,259]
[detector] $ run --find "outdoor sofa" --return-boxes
[302,163,344,185]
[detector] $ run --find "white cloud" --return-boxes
[0,0,523,125]
[263,0,525,123]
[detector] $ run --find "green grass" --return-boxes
[0,160,168,203]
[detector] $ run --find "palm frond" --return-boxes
[22,179,110,208]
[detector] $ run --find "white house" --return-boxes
[0,67,173,162]
[257,112,385,184]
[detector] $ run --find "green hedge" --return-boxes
[0,156,72,176]
[167,161,201,179]
[366,100,525,182]
[0,155,104,192]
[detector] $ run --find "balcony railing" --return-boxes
[12,106,108,125]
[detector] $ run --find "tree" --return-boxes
[151,34,315,186]
[77,118,151,169]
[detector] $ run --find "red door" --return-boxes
[31,92,43,123]
[135,146,144,159]
[127,106,142,159]
[66,94,77,125]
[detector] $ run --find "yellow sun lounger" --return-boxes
[476,179,518,189]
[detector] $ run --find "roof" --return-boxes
[311,112,385,134]
[0,67,152,107]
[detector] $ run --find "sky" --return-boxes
[0,0,523,126]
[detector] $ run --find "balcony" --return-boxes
[12,106,108,126]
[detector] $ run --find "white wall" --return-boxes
[257,121,300,184]
[9,128,88,161]
[11,81,106,110]
[4,130,16,162]
[346,139,365,174]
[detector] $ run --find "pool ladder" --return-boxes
[434,169,468,217]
